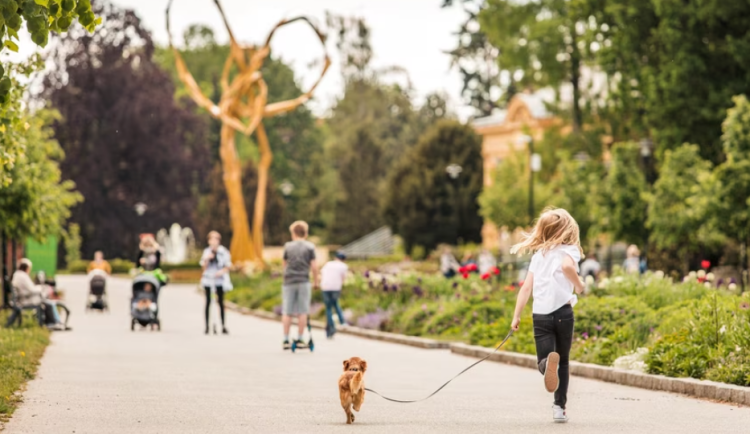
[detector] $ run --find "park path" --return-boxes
[4,275,750,434]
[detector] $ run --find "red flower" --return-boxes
[518,280,525,287]
[467,263,478,272]
[462,273,469,279]
[701,260,711,270]
[481,273,491,280]
[458,266,467,274]
[492,266,501,275]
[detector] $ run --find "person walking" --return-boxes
[623,245,641,275]
[281,221,319,350]
[200,231,232,335]
[510,208,585,423]
[320,251,348,338]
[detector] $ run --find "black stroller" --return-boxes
[85,271,109,311]
[130,273,162,331]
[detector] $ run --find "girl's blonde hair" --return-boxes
[510,207,584,256]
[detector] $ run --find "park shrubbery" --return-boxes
[229,267,750,387]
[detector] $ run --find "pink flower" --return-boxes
[701,260,711,270]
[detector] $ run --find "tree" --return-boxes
[592,0,750,163]
[479,147,555,232]
[646,144,723,274]
[324,14,436,243]
[553,157,606,248]
[0,0,100,183]
[601,143,649,246]
[328,128,384,244]
[717,95,750,281]
[479,0,600,132]
[442,0,504,117]
[384,120,484,253]
[0,108,82,241]
[42,1,210,259]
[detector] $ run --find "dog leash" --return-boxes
[365,329,514,403]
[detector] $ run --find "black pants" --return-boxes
[204,286,225,328]
[533,304,574,409]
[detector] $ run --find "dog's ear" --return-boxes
[343,360,350,371]
[360,360,367,373]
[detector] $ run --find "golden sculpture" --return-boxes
[166,0,330,266]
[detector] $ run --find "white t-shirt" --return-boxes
[528,245,581,314]
[320,260,348,291]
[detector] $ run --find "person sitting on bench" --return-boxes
[6,259,66,330]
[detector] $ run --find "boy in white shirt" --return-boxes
[320,251,348,338]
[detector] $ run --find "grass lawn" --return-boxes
[0,311,50,421]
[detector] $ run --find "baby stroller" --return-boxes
[86,270,108,311]
[131,273,162,331]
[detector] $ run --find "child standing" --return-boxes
[282,221,319,350]
[320,251,348,338]
[510,208,585,423]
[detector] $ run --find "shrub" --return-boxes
[110,259,135,274]
[574,296,653,339]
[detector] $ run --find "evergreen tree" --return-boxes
[384,120,483,253]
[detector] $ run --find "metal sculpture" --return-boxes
[166,0,330,266]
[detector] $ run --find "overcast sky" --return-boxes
[105,0,471,118]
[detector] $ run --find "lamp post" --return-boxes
[639,138,653,184]
[279,180,294,197]
[134,202,147,236]
[518,135,540,223]
[446,164,463,243]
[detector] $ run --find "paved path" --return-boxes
[5,275,750,433]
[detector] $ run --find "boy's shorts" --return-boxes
[282,282,312,315]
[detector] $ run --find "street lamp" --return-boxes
[134,202,148,216]
[518,135,540,223]
[279,180,294,197]
[445,164,463,179]
[134,202,147,235]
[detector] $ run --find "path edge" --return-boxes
[450,342,750,406]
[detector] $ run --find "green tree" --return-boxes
[0,0,100,183]
[602,142,648,246]
[328,128,384,244]
[0,108,82,241]
[554,156,606,248]
[324,14,438,243]
[592,0,750,163]
[717,95,750,279]
[646,144,723,274]
[479,147,555,231]
[384,120,484,253]
[442,0,504,116]
[479,0,600,131]
[62,222,81,265]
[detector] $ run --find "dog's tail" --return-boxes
[350,372,363,394]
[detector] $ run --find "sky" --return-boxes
[100,0,473,118]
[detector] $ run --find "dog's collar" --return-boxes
[348,368,360,372]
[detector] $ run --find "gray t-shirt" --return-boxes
[283,240,316,284]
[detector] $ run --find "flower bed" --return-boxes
[227,267,750,387]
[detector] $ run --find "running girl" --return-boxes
[510,207,585,423]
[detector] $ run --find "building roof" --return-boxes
[471,90,554,129]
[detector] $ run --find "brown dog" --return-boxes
[339,357,367,424]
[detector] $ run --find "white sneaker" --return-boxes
[552,405,568,423]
